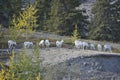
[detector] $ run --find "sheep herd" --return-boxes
[74,40,112,52]
[8,39,112,53]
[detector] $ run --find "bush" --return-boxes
[71,24,81,44]
[0,46,44,80]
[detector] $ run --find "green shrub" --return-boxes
[112,48,120,53]
[0,46,44,80]
[71,24,81,44]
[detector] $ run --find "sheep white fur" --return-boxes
[39,40,44,48]
[97,44,102,51]
[82,42,89,50]
[104,44,112,52]
[56,40,64,48]
[74,40,83,49]
[24,41,33,48]
[90,43,95,50]
[8,40,17,49]
[45,39,50,48]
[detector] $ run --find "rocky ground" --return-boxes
[38,47,120,80]
[19,47,120,80]
[46,54,120,80]
[38,48,120,66]
[0,46,120,80]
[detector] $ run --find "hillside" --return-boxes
[76,0,96,21]
[23,48,120,80]
[46,53,120,80]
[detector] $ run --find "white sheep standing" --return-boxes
[74,40,80,49]
[45,39,50,48]
[90,43,95,50]
[24,41,33,48]
[103,44,112,52]
[56,40,64,48]
[97,44,102,51]
[39,40,44,48]
[8,40,17,49]
[74,40,83,49]
[82,42,89,50]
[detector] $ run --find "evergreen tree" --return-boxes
[10,1,38,40]
[36,0,51,31]
[109,0,120,42]
[71,24,81,43]
[64,9,89,38]
[57,0,89,37]
[45,0,89,37]
[89,0,120,42]
[46,0,63,34]
[0,0,23,28]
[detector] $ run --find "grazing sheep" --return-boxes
[90,43,95,50]
[82,42,89,50]
[8,40,17,49]
[45,39,50,48]
[74,40,83,49]
[104,44,112,52]
[97,44,102,51]
[56,40,64,48]
[24,41,33,48]
[39,40,44,48]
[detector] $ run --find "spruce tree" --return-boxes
[36,0,51,31]
[46,0,62,34]
[71,24,81,43]
[45,0,89,37]
[109,0,120,42]
[89,0,120,42]
[59,0,89,37]
[0,0,23,28]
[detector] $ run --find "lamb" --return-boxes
[97,44,102,51]
[45,39,50,48]
[56,40,64,48]
[90,43,95,50]
[8,40,17,49]
[74,40,83,49]
[39,40,44,48]
[24,41,33,48]
[103,44,112,52]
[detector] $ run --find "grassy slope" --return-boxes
[0,30,120,53]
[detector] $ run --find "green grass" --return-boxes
[112,48,120,53]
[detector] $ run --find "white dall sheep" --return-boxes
[90,43,95,50]
[56,40,64,48]
[39,40,44,48]
[74,40,83,49]
[82,42,89,50]
[8,40,17,49]
[104,44,112,52]
[24,41,33,48]
[45,39,50,48]
[97,44,102,51]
